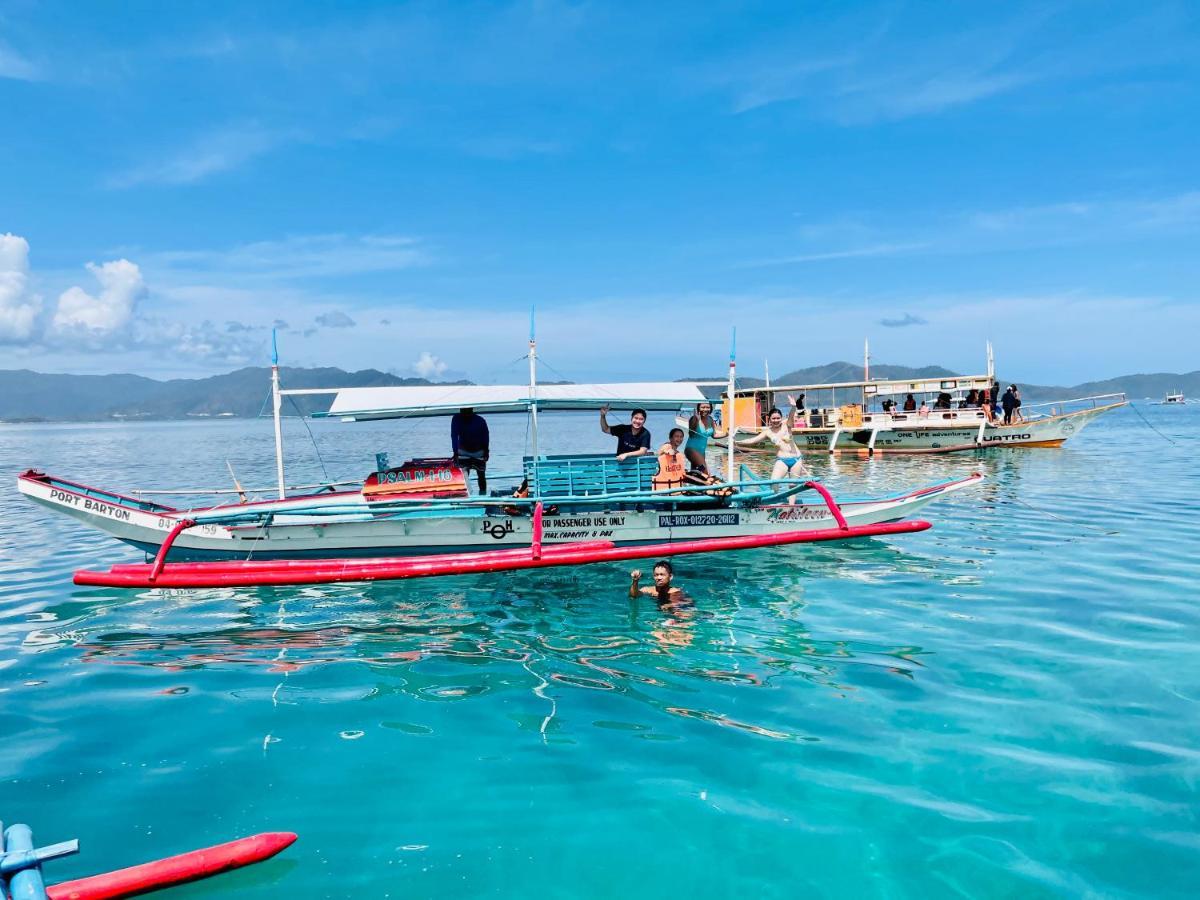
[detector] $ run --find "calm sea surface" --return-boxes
[1,407,1197,898]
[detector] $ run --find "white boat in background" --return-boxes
[698,342,1126,455]
[1157,391,1185,405]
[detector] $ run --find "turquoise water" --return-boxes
[2,407,1198,898]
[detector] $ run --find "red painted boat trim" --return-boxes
[74,521,931,588]
[46,832,296,900]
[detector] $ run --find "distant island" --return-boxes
[0,364,1194,422]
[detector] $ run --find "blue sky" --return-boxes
[2,0,1197,384]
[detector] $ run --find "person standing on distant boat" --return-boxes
[1011,385,1023,423]
[684,401,727,473]
[734,406,808,503]
[601,405,651,460]
[451,407,489,493]
[903,393,917,412]
[1001,386,1018,425]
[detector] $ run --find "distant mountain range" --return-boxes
[0,364,1194,422]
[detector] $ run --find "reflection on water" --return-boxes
[42,565,935,745]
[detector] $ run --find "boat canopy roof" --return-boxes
[734,373,994,398]
[314,382,710,421]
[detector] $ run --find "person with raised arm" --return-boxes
[733,404,809,504]
[683,400,727,474]
[600,405,651,460]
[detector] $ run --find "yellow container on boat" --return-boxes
[723,396,762,431]
[839,404,863,428]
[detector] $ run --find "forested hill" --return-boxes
[1,364,1194,421]
[0,367,467,421]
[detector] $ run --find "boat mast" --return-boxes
[271,329,286,499]
[986,340,994,382]
[528,308,540,491]
[727,327,737,485]
[863,337,870,406]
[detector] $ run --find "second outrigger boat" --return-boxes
[706,342,1125,455]
[18,327,979,588]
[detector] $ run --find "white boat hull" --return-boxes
[711,402,1122,455]
[17,470,980,562]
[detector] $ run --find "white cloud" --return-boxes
[106,123,296,189]
[0,233,43,342]
[0,43,39,81]
[150,233,427,279]
[315,310,356,328]
[412,351,448,379]
[52,259,146,336]
[738,242,928,268]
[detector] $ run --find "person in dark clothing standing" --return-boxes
[451,407,489,493]
[1000,386,1018,425]
[600,405,651,460]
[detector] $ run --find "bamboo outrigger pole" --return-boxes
[271,329,286,500]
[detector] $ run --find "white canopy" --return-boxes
[316,382,710,421]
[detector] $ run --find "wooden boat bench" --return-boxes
[522,454,657,499]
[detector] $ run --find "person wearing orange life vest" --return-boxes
[651,428,689,490]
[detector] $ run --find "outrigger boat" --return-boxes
[1156,390,1185,405]
[18,327,980,588]
[702,341,1126,455]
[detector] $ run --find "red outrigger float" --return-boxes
[0,822,295,900]
[74,493,933,589]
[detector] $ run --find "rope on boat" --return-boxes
[1128,401,1179,446]
[286,392,332,482]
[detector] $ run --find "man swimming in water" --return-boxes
[629,560,687,604]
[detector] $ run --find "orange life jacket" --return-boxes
[652,448,687,490]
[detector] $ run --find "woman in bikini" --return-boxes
[683,401,727,474]
[734,406,809,504]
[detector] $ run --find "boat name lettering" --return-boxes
[482,519,515,539]
[982,433,1031,443]
[658,513,740,527]
[381,467,454,484]
[768,506,829,521]
[50,489,132,521]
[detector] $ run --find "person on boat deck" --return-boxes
[451,407,489,493]
[630,560,688,605]
[903,393,917,412]
[934,392,952,410]
[1011,385,1023,422]
[918,400,930,417]
[684,401,727,473]
[652,428,689,490]
[733,406,808,505]
[1001,385,1020,425]
[980,391,995,422]
[881,398,896,413]
[600,405,651,460]
[961,389,979,409]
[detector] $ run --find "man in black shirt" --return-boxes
[599,405,651,460]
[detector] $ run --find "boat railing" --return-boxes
[1017,392,1127,419]
[187,475,829,526]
